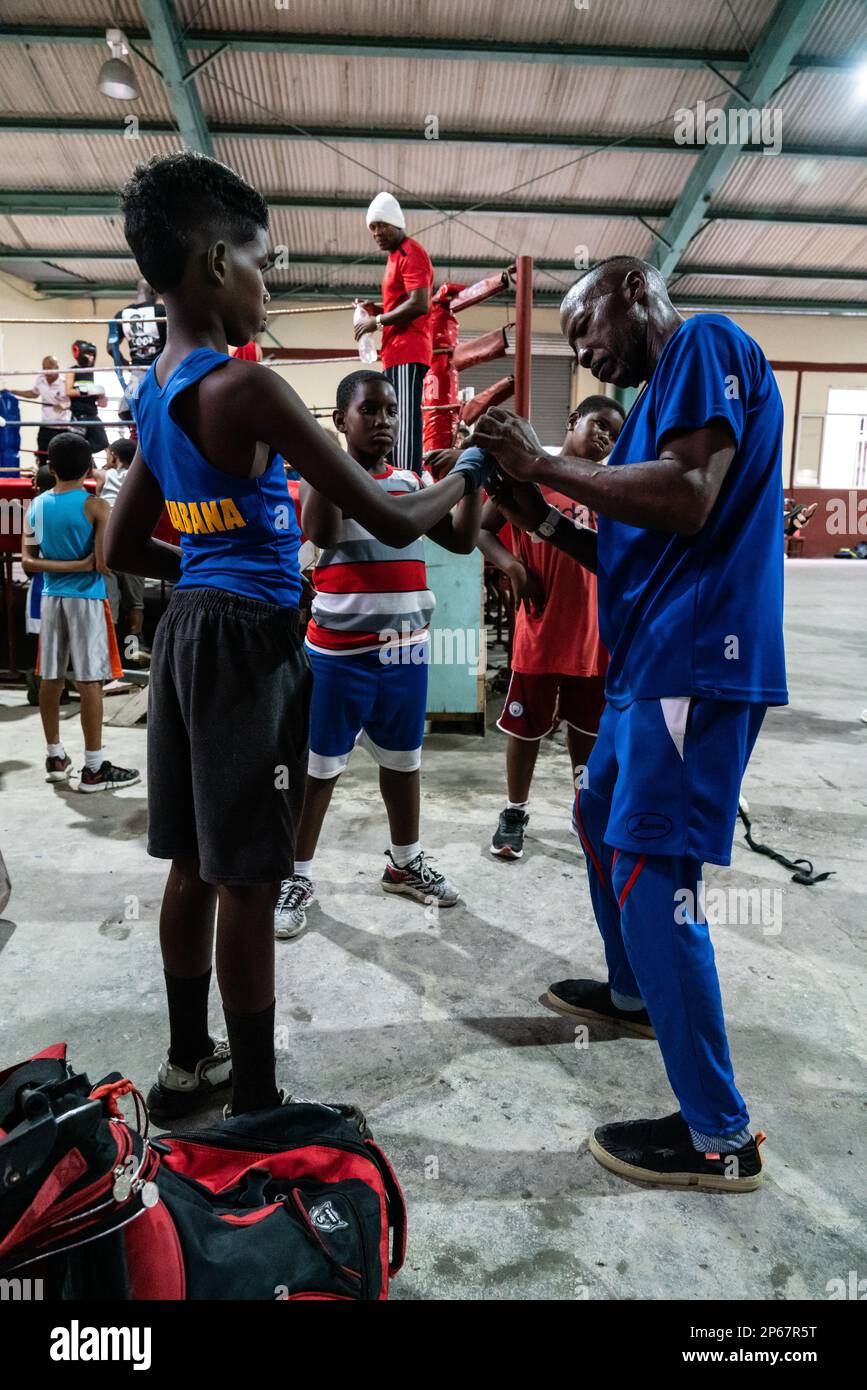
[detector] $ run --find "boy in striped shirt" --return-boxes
[274,370,481,937]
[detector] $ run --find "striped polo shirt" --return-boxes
[305,464,436,656]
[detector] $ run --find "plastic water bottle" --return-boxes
[354,301,378,364]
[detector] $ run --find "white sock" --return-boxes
[47,742,65,759]
[507,799,529,812]
[390,841,421,868]
[84,748,104,772]
[294,859,314,880]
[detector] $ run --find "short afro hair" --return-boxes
[47,431,93,480]
[121,153,269,292]
[335,369,393,414]
[574,394,626,420]
[108,437,136,466]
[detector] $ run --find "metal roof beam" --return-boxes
[137,0,213,155]
[29,280,867,315]
[649,0,826,278]
[4,189,867,229]
[0,25,855,73]
[0,115,863,163]
[0,24,852,73]
[6,248,867,285]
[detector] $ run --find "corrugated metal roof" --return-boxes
[0,214,128,249]
[4,1,141,24]
[195,46,741,140]
[2,40,172,120]
[0,132,180,189]
[717,153,867,213]
[174,0,778,50]
[672,272,867,303]
[689,217,867,268]
[0,0,864,311]
[210,133,692,207]
[772,69,867,147]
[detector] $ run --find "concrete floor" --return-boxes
[1,559,865,1301]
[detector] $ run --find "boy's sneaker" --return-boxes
[589,1111,766,1192]
[146,1041,232,1123]
[79,760,141,793]
[381,849,459,906]
[545,978,656,1038]
[45,753,72,783]
[274,875,314,939]
[490,806,529,859]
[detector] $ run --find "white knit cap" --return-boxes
[366,191,405,230]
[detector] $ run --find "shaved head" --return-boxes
[559,256,681,388]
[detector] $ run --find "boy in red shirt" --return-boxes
[478,396,625,858]
[355,192,433,476]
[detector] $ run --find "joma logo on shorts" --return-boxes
[626,812,673,840]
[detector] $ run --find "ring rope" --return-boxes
[0,356,362,376]
[0,304,354,326]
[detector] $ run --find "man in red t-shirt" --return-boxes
[478,396,625,859]
[355,192,434,475]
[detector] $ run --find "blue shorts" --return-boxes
[306,643,429,779]
[583,697,767,866]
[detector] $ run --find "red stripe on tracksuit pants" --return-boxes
[574,784,750,1138]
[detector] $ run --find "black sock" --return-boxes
[165,968,214,1072]
[224,999,280,1115]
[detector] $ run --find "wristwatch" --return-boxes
[375,314,385,328]
[533,504,562,540]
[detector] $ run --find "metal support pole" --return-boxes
[514,255,533,420]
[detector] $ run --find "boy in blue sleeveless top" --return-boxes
[22,431,139,792]
[107,152,492,1120]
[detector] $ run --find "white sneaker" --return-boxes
[380,849,459,906]
[146,1040,232,1122]
[274,874,314,939]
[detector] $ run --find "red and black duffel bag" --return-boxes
[0,1044,406,1300]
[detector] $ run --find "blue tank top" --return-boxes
[134,348,302,606]
[28,489,105,599]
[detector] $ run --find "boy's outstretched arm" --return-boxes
[299,481,343,548]
[249,370,487,547]
[105,451,182,581]
[477,497,520,575]
[425,485,482,555]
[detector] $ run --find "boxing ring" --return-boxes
[0,258,534,698]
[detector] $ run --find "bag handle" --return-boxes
[364,1139,407,1277]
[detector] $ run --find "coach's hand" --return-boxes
[424,448,461,480]
[472,407,545,481]
[487,471,548,534]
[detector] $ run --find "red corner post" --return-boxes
[514,255,533,420]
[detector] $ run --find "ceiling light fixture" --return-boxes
[97,28,139,101]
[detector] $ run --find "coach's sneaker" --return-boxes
[146,1041,232,1124]
[545,978,656,1038]
[381,849,460,906]
[45,753,72,783]
[79,760,141,792]
[589,1112,766,1192]
[274,874,314,940]
[490,806,529,859]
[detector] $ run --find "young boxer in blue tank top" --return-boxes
[106,151,494,1121]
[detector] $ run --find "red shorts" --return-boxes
[497,671,606,741]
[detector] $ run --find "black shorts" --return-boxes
[147,588,311,885]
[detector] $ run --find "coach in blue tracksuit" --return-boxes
[473,255,787,1193]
